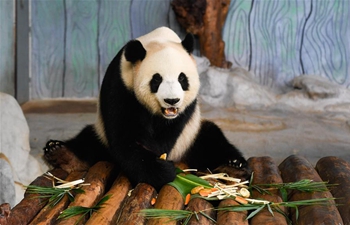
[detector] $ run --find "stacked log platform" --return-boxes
[1,155,349,225]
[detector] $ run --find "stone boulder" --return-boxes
[0,92,42,205]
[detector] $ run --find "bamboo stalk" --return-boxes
[185,198,216,225]
[56,161,115,225]
[147,184,184,225]
[117,183,157,225]
[248,157,288,225]
[217,199,248,225]
[86,174,132,225]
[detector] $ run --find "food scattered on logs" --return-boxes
[1,155,349,224]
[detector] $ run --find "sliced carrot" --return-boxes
[185,194,191,206]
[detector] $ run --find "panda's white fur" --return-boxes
[168,104,201,161]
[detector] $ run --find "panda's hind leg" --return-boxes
[43,125,108,173]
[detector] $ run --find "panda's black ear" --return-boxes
[181,33,194,54]
[124,40,146,63]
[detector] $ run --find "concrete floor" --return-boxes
[22,99,350,174]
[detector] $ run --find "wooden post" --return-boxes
[172,0,232,68]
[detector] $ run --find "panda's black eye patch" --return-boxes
[178,73,189,91]
[150,73,162,93]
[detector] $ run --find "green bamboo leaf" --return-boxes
[273,206,292,225]
[25,185,86,207]
[74,189,85,194]
[199,211,216,223]
[194,211,199,221]
[183,214,192,225]
[58,195,111,224]
[267,204,274,216]
[140,209,192,221]
[246,205,265,220]
[168,173,212,199]
[96,195,111,209]
[280,188,288,202]
[280,198,335,206]
[217,204,262,212]
[58,206,91,220]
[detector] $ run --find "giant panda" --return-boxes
[43,27,249,191]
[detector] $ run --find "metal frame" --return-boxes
[15,0,29,104]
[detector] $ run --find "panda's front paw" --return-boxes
[43,140,66,166]
[44,140,65,153]
[228,157,248,169]
[149,159,177,191]
[43,140,89,173]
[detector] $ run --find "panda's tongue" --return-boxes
[164,107,178,116]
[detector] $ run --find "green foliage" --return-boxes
[250,179,335,201]
[26,185,84,207]
[57,195,110,225]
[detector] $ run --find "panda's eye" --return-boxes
[178,73,189,91]
[150,73,162,93]
[152,73,162,82]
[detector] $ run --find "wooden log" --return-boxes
[316,156,350,225]
[147,184,184,225]
[185,197,216,225]
[278,155,343,225]
[0,168,68,225]
[216,199,248,225]
[117,183,157,225]
[28,171,86,225]
[56,161,115,225]
[248,157,288,225]
[86,174,132,225]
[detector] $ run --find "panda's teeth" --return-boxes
[164,107,178,116]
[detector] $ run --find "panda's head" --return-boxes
[121,27,199,119]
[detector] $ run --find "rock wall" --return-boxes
[0,93,43,205]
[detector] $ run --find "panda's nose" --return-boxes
[164,98,180,105]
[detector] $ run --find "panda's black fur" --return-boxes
[44,27,248,191]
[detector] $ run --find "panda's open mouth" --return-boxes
[162,107,179,118]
